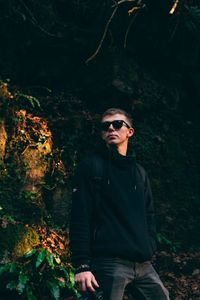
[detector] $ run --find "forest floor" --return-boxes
[155,251,200,300]
[65,251,200,300]
[123,251,200,300]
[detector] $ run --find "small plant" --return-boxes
[0,247,78,300]
[16,93,41,109]
[157,233,181,252]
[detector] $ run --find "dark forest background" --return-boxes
[0,1,200,299]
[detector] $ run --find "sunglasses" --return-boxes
[101,120,130,131]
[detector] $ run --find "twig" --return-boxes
[169,0,183,41]
[18,0,37,23]
[85,6,118,64]
[128,5,141,16]
[169,8,181,41]
[127,0,143,15]
[18,0,59,38]
[124,12,138,48]
[112,0,136,7]
[169,0,180,15]
[124,3,145,48]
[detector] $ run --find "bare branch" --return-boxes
[169,0,183,40]
[169,0,180,15]
[169,9,181,41]
[124,11,138,48]
[112,0,136,7]
[85,6,118,64]
[124,2,145,48]
[128,5,141,16]
[18,0,60,38]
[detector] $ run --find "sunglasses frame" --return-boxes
[101,120,131,131]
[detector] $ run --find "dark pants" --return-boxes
[90,257,170,300]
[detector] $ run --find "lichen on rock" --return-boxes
[0,224,40,260]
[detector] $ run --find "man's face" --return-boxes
[101,113,134,148]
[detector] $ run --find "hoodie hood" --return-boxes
[95,142,136,167]
[95,142,137,189]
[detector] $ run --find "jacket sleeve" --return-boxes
[144,172,157,252]
[69,158,94,270]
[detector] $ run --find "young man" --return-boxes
[70,108,170,300]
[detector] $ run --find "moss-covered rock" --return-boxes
[0,224,40,260]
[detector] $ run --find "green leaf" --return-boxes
[9,263,17,273]
[60,266,69,279]
[46,252,54,269]
[29,96,41,108]
[47,281,60,300]
[6,215,15,222]
[6,280,17,291]
[54,255,61,264]
[69,270,75,286]
[17,93,41,109]
[56,277,66,288]
[0,264,10,276]
[18,272,28,294]
[26,285,37,300]
[24,249,37,258]
[36,248,46,268]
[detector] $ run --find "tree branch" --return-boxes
[124,12,138,48]
[169,0,180,15]
[18,0,60,38]
[124,2,145,48]
[85,6,118,64]
[112,0,136,7]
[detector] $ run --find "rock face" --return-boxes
[0,120,7,163]
[13,110,53,220]
[0,2,200,298]
[0,225,40,260]
[0,83,69,261]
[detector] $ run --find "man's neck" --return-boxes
[117,146,127,156]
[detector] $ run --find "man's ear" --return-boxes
[127,127,134,138]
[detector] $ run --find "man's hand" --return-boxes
[75,271,99,292]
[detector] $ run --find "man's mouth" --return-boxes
[107,134,118,138]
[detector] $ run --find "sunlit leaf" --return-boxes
[24,249,37,258]
[69,271,75,286]
[54,256,61,264]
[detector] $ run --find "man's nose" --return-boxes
[108,124,115,131]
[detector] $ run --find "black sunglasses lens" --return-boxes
[101,122,110,131]
[101,120,124,131]
[112,120,123,129]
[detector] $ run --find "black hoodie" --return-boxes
[69,145,156,270]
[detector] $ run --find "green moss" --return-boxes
[0,224,40,259]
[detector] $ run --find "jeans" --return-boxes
[90,257,170,300]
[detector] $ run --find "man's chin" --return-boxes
[107,141,118,147]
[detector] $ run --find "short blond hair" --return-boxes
[101,108,133,127]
